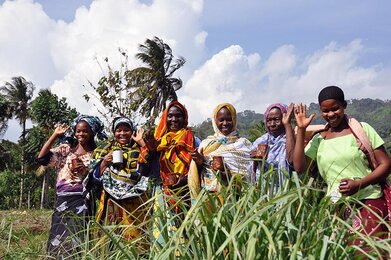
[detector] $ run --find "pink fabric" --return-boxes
[344,198,389,255]
[346,116,378,169]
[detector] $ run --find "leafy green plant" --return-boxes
[2,167,390,259]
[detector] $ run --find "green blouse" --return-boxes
[305,122,384,202]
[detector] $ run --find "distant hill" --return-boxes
[191,99,391,143]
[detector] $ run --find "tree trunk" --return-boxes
[40,170,49,209]
[19,152,24,208]
[18,120,26,209]
[27,189,31,209]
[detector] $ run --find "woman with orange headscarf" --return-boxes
[140,100,195,210]
[139,101,196,248]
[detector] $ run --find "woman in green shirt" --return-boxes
[293,86,390,252]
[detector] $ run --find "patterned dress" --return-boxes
[37,143,92,257]
[91,139,150,244]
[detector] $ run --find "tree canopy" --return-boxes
[85,37,185,127]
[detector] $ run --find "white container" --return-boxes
[112,150,123,165]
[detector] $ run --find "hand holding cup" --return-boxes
[112,150,124,165]
[255,144,268,159]
[212,156,224,171]
[70,157,83,173]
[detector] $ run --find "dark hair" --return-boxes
[318,86,345,104]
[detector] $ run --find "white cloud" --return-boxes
[1,0,206,141]
[1,0,391,142]
[182,39,391,125]
[0,0,58,87]
[181,45,262,122]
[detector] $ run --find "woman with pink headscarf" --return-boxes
[251,103,295,187]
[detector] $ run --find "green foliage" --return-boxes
[3,169,389,258]
[84,50,136,123]
[0,88,78,210]
[126,37,186,125]
[0,95,11,137]
[0,169,20,209]
[190,118,213,140]
[0,76,34,130]
[0,140,21,171]
[85,37,185,127]
[30,89,78,128]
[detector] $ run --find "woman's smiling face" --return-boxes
[114,124,133,145]
[167,105,185,132]
[320,99,346,128]
[216,107,233,136]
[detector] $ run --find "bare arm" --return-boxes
[340,146,391,195]
[282,103,295,164]
[293,103,315,173]
[38,123,69,158]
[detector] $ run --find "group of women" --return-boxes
[37,85,390,257]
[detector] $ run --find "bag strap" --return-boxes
[346,116,378,170]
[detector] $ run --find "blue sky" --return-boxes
[1,0,391,141]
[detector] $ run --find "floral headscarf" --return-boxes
[65,115,107,142]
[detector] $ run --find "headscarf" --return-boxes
[212,103,237,135]
[64,115,107,142]
[188,103,252,195]
[112,116,136,133]
[154,101,189,140]
[154,101,195,183]
[264,103,287,133]
[205,103,240,150]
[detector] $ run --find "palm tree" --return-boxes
[0,95,11,137]
[0,76,35,208]
[126,36,186,125]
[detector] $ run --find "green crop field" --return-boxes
[1,173,390,259]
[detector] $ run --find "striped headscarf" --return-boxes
[112,116,136,133]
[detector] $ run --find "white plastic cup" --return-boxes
[112,150,123,165]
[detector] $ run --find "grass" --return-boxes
[1,171,390,259]
[0,209,51,259]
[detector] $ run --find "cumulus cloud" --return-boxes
[1,0,391,142]
[182,39,391,125]
[1,0,205,112]
[0,0,58,87]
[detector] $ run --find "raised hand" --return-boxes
[294,103,315,129]
[132,128,146,147]
[282,102,294,126]
[54,123,69,136]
